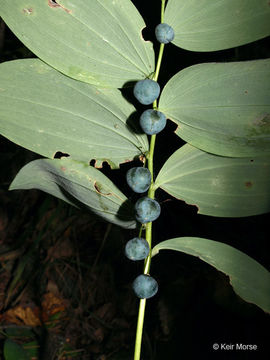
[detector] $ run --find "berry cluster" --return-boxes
[125,166,160,299]
[125,23,174,300]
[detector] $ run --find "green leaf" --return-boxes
[154,144,270,217]
[23,341,39,359]
[0,59,148,168]
[159,59,270,157]
[10,158,136,229]
[164,0,270,51]
[5,328,34,339]
[152,237,270,313]
[4,339,28,360]
[0,0,154,88]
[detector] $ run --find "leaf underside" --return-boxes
[10,158,136,229]
[0,0,155,88]
[159,59,270,158]
[155,144,270,217]
[165,0,270,51]
[0,59,148,168]
[152,237,270,313]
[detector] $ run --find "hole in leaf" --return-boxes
[53,151,70,159]
[48,0,71,13]
[48,0,59,7]
[141,26,155,43]
[89,159,116,169]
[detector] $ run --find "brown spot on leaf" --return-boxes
[23,8,33,15]
[60,166,66,172]
[48,0,71,13]
[244,90,248,94]
[253,113,270,127]
[139,154,146,163]
[94,181,112,196]
[245,181,253,188]
[248,113,270,137]
[48,0,59,8]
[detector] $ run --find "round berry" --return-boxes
[126,167,151,193]
[140,109,167,135]
[132,274,158,299]
[135,197,161,224]
[155,23,175,44]
[125,237,150,261]
[133,79,160,105]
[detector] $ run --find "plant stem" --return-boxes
[148,135,156,188]
[161,0,166,23]
[144,222,152,274]
[134,2,166,359]
[134,299,146,359]
[153,0,166,83]
[153,43,164,83]
[133,172,155,360]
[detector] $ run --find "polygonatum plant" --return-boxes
[0,1,270,359]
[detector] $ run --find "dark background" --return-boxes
[0,1,270,359]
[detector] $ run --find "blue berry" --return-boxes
[135,197,161,224]
[125,237,150,261]
[140,109,167,135]
[133,79,160,105]
[132,274,158,299]
[126,167,151,193]
[155,23,175,44]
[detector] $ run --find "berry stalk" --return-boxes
[133,2,167,358]
[153,0,166,84]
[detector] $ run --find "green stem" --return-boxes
[161,0,166,23]
[153,0,166,83]
[144,222,152,274]
[148,134,156,189]
[153,43,164,83]
[134,2,166,359]
[134,299,146,359]
[133,168,155,360]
